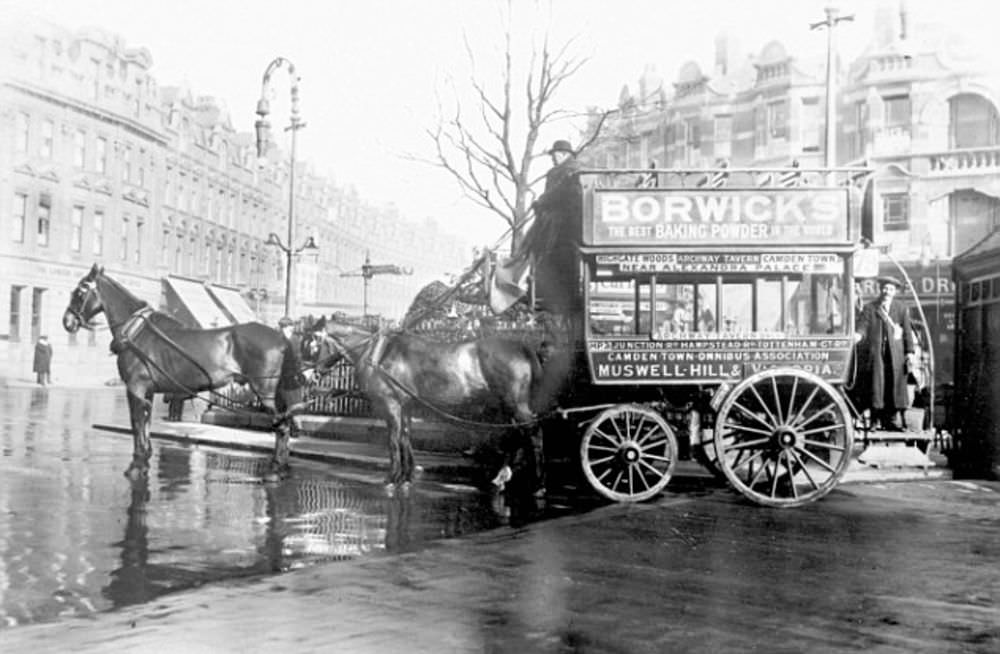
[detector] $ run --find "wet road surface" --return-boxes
[0,386,562,628]
[4,477,1000,653]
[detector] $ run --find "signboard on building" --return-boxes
[586,187,851,246]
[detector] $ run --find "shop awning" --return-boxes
[207,285,257,324]
[162,276,233,329]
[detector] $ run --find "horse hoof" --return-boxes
[399,481,412,497]
[384,483,396,498]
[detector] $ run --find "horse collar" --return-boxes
[113,306,155,351]
[366,330,389,369]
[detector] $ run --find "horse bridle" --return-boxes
[66,279,100,330]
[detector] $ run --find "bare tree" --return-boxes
[422,0,611,253]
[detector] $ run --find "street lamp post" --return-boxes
[339,251,413,323]
[810,6,854,168]
[265,232,318,317]
[255,57,307,318]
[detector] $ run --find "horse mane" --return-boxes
[96,271,186,329]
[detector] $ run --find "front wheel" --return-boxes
[580,405,678,502]
[714,369,853,508]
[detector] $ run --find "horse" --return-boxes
[312,315,545,496]
[62,264,303,481]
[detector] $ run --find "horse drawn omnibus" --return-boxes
[562,165,872,507]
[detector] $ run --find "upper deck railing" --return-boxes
[578,166,873,190]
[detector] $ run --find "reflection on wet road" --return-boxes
[0,386,516,627]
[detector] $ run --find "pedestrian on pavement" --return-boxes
[33,335,53,386]
[853,276,916,430]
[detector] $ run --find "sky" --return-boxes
[2,0,997,248]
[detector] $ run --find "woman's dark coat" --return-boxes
[33,340,52,374]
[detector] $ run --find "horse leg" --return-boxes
[382,400,405,494]
[399,408,416,496]
[265,385,302,481]
[124,389,153,480]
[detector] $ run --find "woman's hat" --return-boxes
[278,316,294,327]
[547,139,575,155]
[876,275,904,289]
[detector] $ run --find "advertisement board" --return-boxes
[593,252,844,277]
[586,187,851,246]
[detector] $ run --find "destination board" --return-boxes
[593,252,844,276]
[585,187,851,246]
[587,337,852,383]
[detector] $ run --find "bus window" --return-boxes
[653,283,694,337]
[757,279,784,332]
[588,279,635,335]
[697,284,717,332]
[721,283,753,332]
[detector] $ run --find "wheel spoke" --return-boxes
[638,459,667,478]
[769,451,782,498]
[632,412,648,441]
[729,448,765,472]
[749,383,781,427]
[609,417,627,445]
[770,375,785,424]
[793,402,839,432]
[730,400,775,430]
[612,470,624,491]
[802,439,847,452]
[639,438,669,452]
[627,466,635,492]
[723,436,771,451]
[588,454,617,466]
[747,456,770,488]
[642,453,674,464]
[633,465,652,491]
[788,385,820,429]
[634,424,661,447]
[721,421,773,438]
[784,451,799,500]
[797,446,837,473]
[586,443,622,453]
[799,423,845,438]
[594,426,623,447]
[596,467,613,482]
[789,448,821,491]
[785,374,800,427]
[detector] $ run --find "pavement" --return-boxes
[94,409,954,487]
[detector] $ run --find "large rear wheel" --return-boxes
[580,405,678,502]
[714,369,853,507]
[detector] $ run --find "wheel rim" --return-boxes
[581,405,678,502]
[714,369,853,508]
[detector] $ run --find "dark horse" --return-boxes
[313,315,544,495]
[62,264,302,481]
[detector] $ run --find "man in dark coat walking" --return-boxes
[33,335,53,386]
[853,276,915,430]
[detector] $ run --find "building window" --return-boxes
[93,209,104,255]
[37,195,51,246]
[714,115,732,160]
[883,95,911,129]
[161,228,171,265]
[9,286,23,343]
[12,192,27,242]
[40,119,54,158]
[753,106,767,151]
[122,146,132,183]
[800,97,821,152]
[71,205,84,251]
[135,217,144,263]
[950,93,1000,149]
[96,137,107,174]
[15,113,29,153]
[73,129,86,168]
[121,215,129,260]
[882,194,910,231]
[767,100,788,139]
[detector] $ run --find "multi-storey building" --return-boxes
[0,19,468,383]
